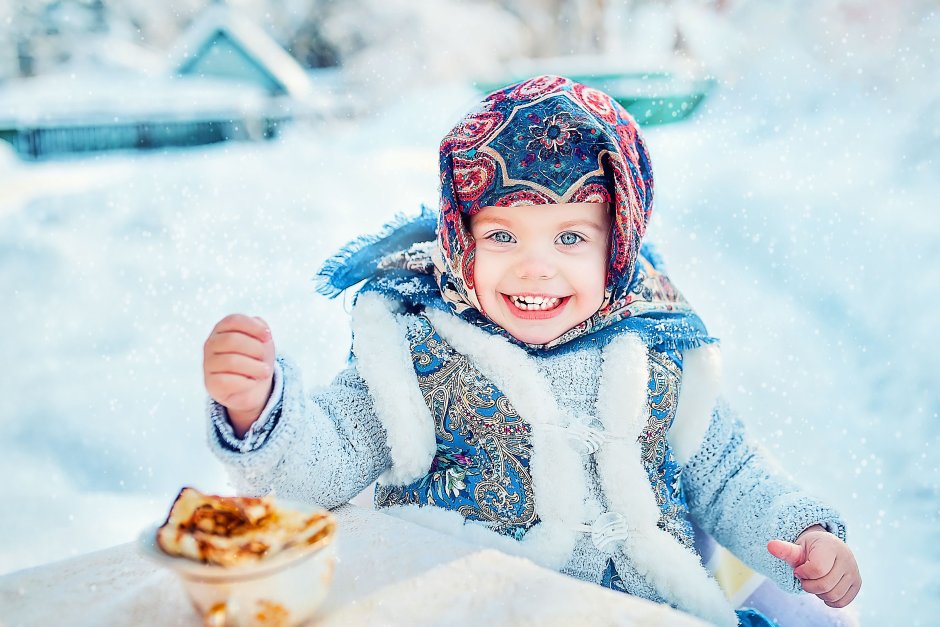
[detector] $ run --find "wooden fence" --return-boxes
[0,116,284,159]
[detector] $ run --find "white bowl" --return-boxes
[138,504,337,627]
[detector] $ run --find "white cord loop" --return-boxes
[572,511,635,553]
[546,414,610,455]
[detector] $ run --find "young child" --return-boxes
[203,76,860,626]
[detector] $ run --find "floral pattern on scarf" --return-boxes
[374,315,538,540]
[315,78,713,355]
[435,75,657,350]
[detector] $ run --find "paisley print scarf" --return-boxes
[317,75,714,354]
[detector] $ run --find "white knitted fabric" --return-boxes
[532,348,665,602]
[681,400,847,593]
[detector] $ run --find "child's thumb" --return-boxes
[767,539,806,568]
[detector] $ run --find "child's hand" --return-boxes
[767,525,861,608]
[203,314,276,437]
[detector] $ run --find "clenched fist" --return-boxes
[203,314,276,437]
[768,524,861,608]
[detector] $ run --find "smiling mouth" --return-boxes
[507,294,565,311]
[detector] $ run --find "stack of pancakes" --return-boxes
[156,488,334,567]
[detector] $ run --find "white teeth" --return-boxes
[509,295,562,311]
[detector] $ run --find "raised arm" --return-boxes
[207,356,392,509]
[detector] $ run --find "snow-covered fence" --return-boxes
[2,115,282,160]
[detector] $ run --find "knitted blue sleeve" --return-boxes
[681,401,847,593]
[206,355,392,509]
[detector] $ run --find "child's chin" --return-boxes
[506,326,563,346]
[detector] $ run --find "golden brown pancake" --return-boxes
[156,488,333,567]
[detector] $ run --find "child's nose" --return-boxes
[515,252,557,280]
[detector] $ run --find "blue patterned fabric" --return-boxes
[373,315,538,540]
[373,313,698,551]
[601,557,628,592]
[644,346,696,548]
[735,608,780,627]
[315,204,438,301]
[467,97,615,203]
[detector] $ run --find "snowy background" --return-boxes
[1,1,937,625]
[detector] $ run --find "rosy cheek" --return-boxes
[477,284,488,316]
[471,260,488,316]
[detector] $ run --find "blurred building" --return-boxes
[169,4,314,100]
[0,2,328,159]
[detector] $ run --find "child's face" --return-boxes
[469,202,611,345]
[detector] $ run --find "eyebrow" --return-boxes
[557,219,607,231]
[471,216,513,228]
[471,216,607,231]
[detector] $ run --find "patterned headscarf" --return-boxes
[317,76,711,354]
[432,75,656,348]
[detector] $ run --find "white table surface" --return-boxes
[0,504,707,626]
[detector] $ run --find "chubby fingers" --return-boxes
[206,315,272,361]
[211,373,270,408]
[793,543,837,581]
[798,538,861,608]
[800,557,861,607]
[826,581,861,608]
[211,313,272,342]
[798,557,841,595]
[204,314,275,381]
[207,354,272,380]
[208,328,267,360]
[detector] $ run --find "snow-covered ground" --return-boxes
[2,25,938,627]
[0,83,481,577]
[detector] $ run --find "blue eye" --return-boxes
[489,231,515,244]
[557,232,583,246]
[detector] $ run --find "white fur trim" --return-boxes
[424,308,586,569]
[351,293,436,485]
[670,344,722,465]
[596,334,737,627]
